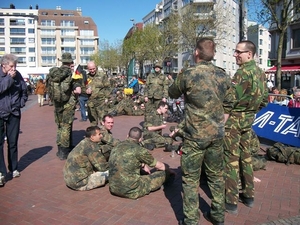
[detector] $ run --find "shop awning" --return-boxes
[266,65,300,73]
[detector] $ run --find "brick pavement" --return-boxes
[0,95,299,225]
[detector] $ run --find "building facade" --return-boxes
[0,4,99,75]
[247,22,271,72]
[142,0,240,77]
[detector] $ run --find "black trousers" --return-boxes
[0,114,21,176]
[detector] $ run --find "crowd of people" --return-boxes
[268,86,300,108]
[1,38,300,225]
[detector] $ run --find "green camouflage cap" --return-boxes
[60,53,73,63]
[153,63,162,69]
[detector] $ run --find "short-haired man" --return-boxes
[86,61,112,126]
[63,126,109,191]
[108,127,175,199]
[142,101,178,151]
[224,40,268,214]
[169,37,234,225]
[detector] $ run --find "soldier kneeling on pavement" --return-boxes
[63,126,109,191]
[108,127,175,199]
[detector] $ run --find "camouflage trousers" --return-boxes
[87,101,108,126]
[223,127,254,205]
[181,139,225,225]
[75,170,109,191]
[143,131,173,148]
[111,170,167,199]
[54,101,75,148]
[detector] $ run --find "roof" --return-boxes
[266,65,300,73]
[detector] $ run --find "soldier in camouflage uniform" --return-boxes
[86,61,112,126]
[108,127,175,199]
[224,40,269,214]
[144,63,169,115]
[168,38,234,225]
[63,126,109,191]
[98,114,121,159]
[142,101,176,151]
[52,53,81,160]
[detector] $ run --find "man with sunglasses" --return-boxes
[224,41,268,214]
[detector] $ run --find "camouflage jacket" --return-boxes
[168,61,234,142]
[144,72,169,99]
[88,71,111,103]
[108,139,157,195]
[63,138,108,186]
[226,60,269,130]
[143,109,164,135]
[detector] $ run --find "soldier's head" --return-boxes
[233,40,256,65]
[101,114,114,131]
[157,101,168,115]
[85,126,103,143]
[87,61,98,76]
[194,37,215,62]
[60,53,74,67]
[128,127,143,143]
[153,63,162,73]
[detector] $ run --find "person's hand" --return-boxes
[8,69,16,78]
[86,86,92,94]
[162,97,166,102]
[144,96,148,102]
[143,165,151,174]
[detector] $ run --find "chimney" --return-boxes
[10,4,15,9]
[36,4,39,9]
[29,5,32,9]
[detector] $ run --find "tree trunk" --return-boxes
[275,29,286,90]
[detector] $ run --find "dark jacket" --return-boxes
[0,69,28,119]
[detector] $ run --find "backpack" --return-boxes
[46,67,72,102]
[266,142,300,165]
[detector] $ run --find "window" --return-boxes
[29,57,35,62]
[80,30,94,36]
[28,28,35,34]
[41,56,56,64]
[10,28,25,35]
[259,39,263,45]
[0,38,4,45]
[18,57,26,64]
[28,19,34,24]
[61,29,75,36]
[292,28,300,48]
[84,20,89,24]
[28,38,35,43]
[61,47,75,54]
[61,38,75,45]
[29,47,35,53]
[80,39,94,45]
[80,47,94,55]
[259,58,262,64]
[0,47,5,52]
[223,45,227,54]
[41,38,55,45]
[10,47,26,54]
[41,47,56,54]
[41,20,55,26]
[10,19,25,26]
[0,28,4,35]
[10,38,26,45]
[232,35,235,43]
[80,56,90,64]
[233,7,236,15]
[232,62,235,70]
[223,61,227,69]
[259,29,263,35]
[259,49,262,55]
[40,29,55,35]
[60,20,75,27]
[0,18,4,25]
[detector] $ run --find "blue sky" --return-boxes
[1,0,160,43]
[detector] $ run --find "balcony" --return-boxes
[10,32,25,35]
[192,0,216,4]
[10,22,25,26]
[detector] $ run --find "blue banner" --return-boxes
[253,104,300,147]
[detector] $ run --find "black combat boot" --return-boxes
[59,147,70,160]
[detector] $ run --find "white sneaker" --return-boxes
[12,170,20,178]
[0,173,5,186]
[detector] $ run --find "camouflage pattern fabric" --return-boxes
[53,66,81,148]
[109,139,168,199]
[143,109,173,148]
[223,59,268,205]
[168,60,234,224]
[87,72,112,125]
[63,138,109,190]
[144,72,169,114]
[181,139,225,224]
[98,125,120,160]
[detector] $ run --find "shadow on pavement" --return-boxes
[18,146,52,171]
[72,129,86,146]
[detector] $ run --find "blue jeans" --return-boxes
[0,114,21,176]
[79,95,88,121]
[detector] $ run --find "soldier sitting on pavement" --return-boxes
[141,101,180,151]
[63,126,109,191]
[108,126,175,199]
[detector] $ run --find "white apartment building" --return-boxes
[0,5,99,79]
[247,22,271,72]
[142,0,240,77]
